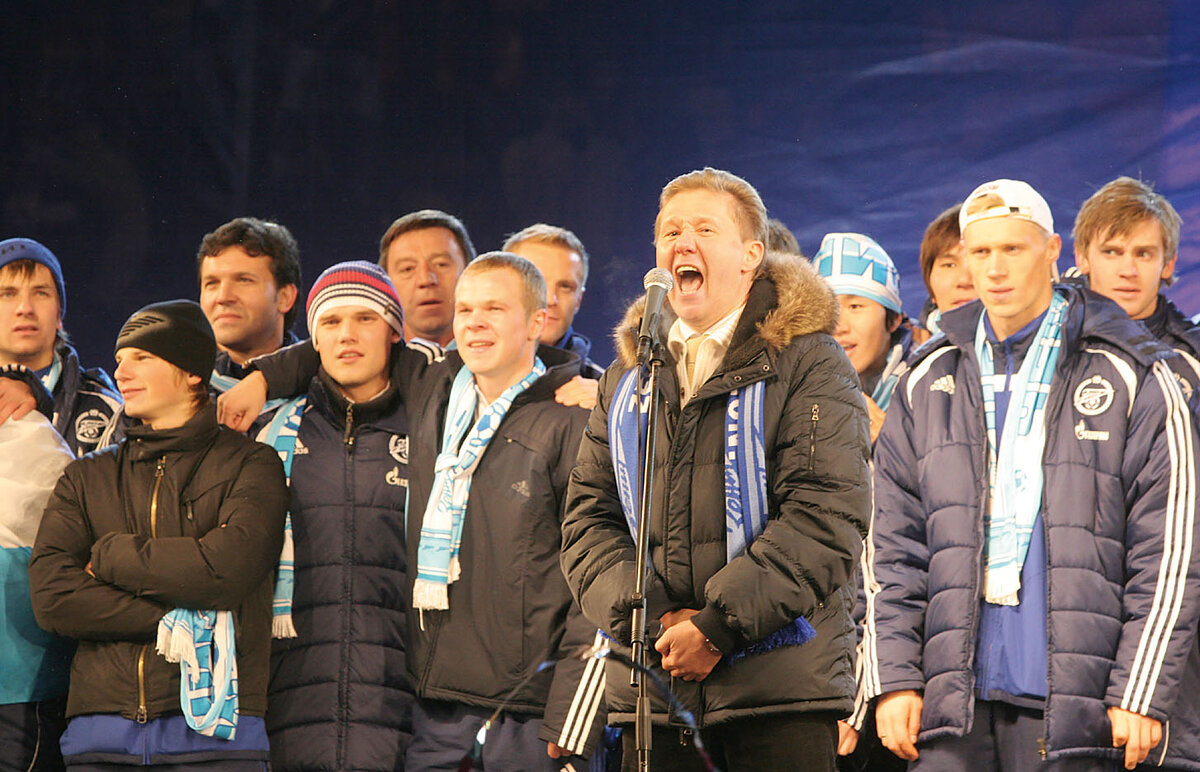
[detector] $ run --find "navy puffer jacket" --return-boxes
[266,370,415,772]
[861,287,1200,767]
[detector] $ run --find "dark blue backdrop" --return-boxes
[3,1,1199,370]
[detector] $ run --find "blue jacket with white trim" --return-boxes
[861,286,1200,767]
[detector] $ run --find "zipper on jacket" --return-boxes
[1037,736,1047,760]
[135,645,148,723]
[808,403,820,471]
[343,402,356,452]
[149,457,166,538]
[138,456,166,720]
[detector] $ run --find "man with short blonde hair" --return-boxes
[865,179,1200,770]
[503,223,604,379]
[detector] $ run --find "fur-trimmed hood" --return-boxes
[613,252,838,370]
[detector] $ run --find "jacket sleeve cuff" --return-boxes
[690,605,740,655]
[0,364,55,419]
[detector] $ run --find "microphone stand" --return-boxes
[630,338,666,772]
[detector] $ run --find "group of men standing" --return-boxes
[2,164,1200,772]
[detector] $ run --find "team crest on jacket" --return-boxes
[74,409,109,444]
[1073,375,1114,416]
[388,434,408,464]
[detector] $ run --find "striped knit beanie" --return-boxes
[306,261,404,336]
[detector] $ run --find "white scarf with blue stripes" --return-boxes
[975,293,1066,605]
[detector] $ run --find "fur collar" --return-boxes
[613,252,838,370]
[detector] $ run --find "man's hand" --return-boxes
[554,375,598,411]
[216,371,268,432]
[865,394,886,444]
[875,689,922,761]
[837,720,859,756]
[1108,706,1162,769]
[547,742,568,759]
[0,378,38,425]
[655,608,720,682]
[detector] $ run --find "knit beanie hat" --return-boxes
[306,260,404,337]
[0,238,67,318]
[115,299,216,379]
[814,232,902,313]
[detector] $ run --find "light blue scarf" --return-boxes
[413,358,546,612]
[156,608,239,740]
[209,372,293,416]
[256,396,308,638]
[974,293,1066,605]
[609,368,815,660]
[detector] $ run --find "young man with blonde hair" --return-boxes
[1072,176,1200,374]
[562,167,871,769]
[864,179,1200,770]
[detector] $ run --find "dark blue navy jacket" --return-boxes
[861,286,1200,767]
[265,369,415,772]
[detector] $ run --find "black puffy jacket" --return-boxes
[264,370,416,772]
[29,406,288,721]
[561,255,872,727]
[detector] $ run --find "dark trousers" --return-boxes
[620,713,838,772]
[0,698,67,772]
[407,698,589,771]
[911,700,1115,772]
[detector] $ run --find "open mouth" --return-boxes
[675,265,703,295]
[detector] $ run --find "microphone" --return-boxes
[636,267,674,365]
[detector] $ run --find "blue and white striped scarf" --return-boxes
[413,358,546,613]
[210,372,293,416]
[609,368,815,660]
[255,396,308,638]
[974,292,1066,605]
[156,608,239,740]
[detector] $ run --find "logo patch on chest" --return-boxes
[388,434,409,464]
[1073,375,1114,416]
[74,409,109,444]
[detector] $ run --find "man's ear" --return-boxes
[1074,248,1091,275]
[529,308,547,341]
[1162,253,1178,284]
[277,283,299,314]
[742,240,765,273]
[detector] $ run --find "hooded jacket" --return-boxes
[405,345,602,754]
[561,255,871,727]
[861,286,1200,767]
[28,406,288,722]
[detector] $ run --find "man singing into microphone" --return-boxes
[561,167,871,769]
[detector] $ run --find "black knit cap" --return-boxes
[114,299,216,379]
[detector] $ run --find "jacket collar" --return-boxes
[935,283,1175,369]
[311,369,402,427]
[124,405,221,460]
[443,343,582,408]
[612,252,838,372]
